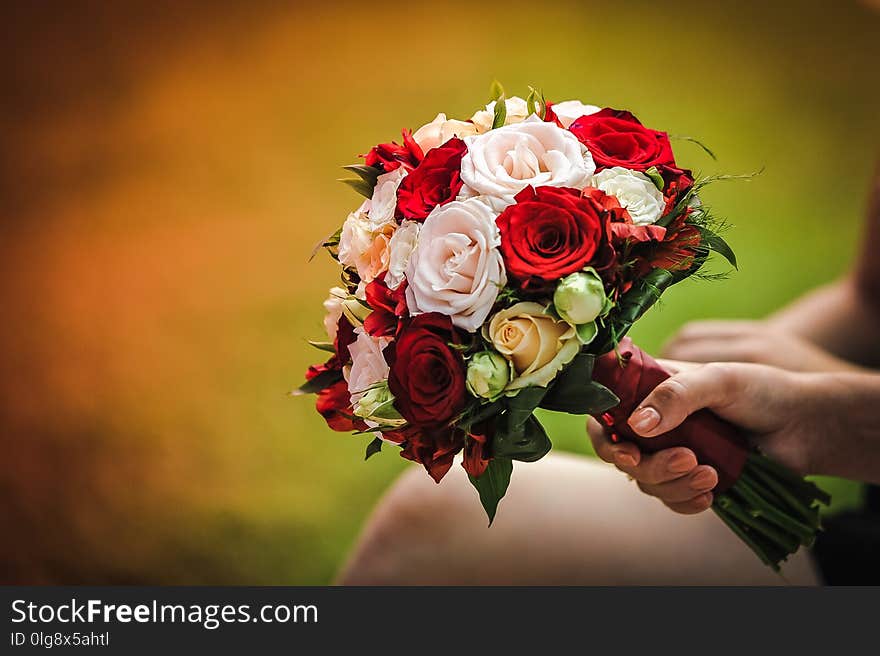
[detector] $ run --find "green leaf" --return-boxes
[468,457,513,525]
[669,134,717,161]
[701,229,738,269]
[338,177,374,199]
[505,386,548,429]
[307,340,336,353]
[492,94,507,129]
[293,368,342,395]
[575,321,598,345]
[541,380,619,415]
[365,436,383,461]
[644,166,665,191]
[342,164,381,187]
[458,399,505,434]
[594,269,674,353]
[526,86,546,119]
[493,414,551,462]
[540,353,620,415]
[309,226,342,262]
[489,79,505,102]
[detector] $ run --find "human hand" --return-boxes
[662,320,858,373]
[588,360,823,514]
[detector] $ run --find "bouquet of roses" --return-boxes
[298,84,830,570]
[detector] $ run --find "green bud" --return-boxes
[354,383,404,426]
[553,270,608,326]
[466,351,511,400]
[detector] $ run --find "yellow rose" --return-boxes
[483,302,580,391]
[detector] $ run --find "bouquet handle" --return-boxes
[591,338,830,571]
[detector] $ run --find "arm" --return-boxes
[767,164,880,362]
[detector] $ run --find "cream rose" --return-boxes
[338,206,395,284]
[460,117,596,210]
[550,99,601,128]
[591,166,665,226]
[412,113,478,152]
[470,96,530,133]
[345,328,392,406]
[484,302,580,390]
[367,167,407,229]
[405,198,506,332]
[385,220,420,290]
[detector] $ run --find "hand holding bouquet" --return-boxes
[298,85,830,570]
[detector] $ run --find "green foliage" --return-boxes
[492,93,507,129]
[364,437,383,461]
[468,457,513,525]
[295,368,342,395]
[489,79,505,102]
[540,354,619,415]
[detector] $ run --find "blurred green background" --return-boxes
[1,0,879,584]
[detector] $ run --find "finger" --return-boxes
[613,447,699,486]
[673,320,762,341]
[627,363,741,437]
[587,418,640,467]
[662,338,765,365]
[664,492,714,515]
[655,358,699,374]
[637,465,718,503]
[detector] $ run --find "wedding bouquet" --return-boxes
[298,84,830,570]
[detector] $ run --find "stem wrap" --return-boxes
[591,337,749,492]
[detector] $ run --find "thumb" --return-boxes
[627,363,740,437]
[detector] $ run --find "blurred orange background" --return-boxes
[1,0,878,583]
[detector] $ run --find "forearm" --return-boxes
[804,371,880,484]
[766,277,880,367]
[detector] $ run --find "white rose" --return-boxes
[405,198,506,332]
[550,99,601,128]
[385,220,420,290]
[412,113,478,152]
[367,167,407,229]
[322,286,348,340]
[345,328,392,406]
[338,206,395,284]
[591,166,665,226]
[470,96,530,133]
[460,117,596,210]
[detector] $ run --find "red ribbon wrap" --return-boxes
[591,337,749,492]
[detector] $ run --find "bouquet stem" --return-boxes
[713,452,830,570]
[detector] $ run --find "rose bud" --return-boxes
[466,351,511,400]
[553,269,609,326]
[354,382,405,427]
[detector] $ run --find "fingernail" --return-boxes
[628,406,660,434]
[691,469,717,491]
[668,452,695,474]
[614,452,637,468]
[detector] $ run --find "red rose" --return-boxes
[315,379,365,432]
[386,313,467,430]
[363,276,408,337]
[569,108,675,171]
[395,138,466,220]
[364,129,424,172]
[496,186,611,292]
